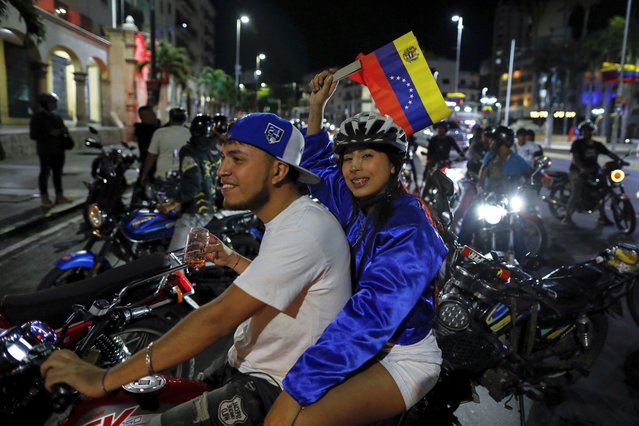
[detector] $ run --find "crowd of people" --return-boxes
[35,69,628,424]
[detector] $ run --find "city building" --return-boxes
[0,0,217,159]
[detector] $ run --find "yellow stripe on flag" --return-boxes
[393,32,450,124]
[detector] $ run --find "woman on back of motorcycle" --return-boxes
[264,72,447,425]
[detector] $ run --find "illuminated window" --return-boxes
[54,1,68,18]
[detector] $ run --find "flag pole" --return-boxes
[503,38,515,126]
[332,60,362,81]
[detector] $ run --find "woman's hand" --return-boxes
[40,349,107,398]
[307,71,338,135]
[264,391,302,426]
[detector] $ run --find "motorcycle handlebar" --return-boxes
[51,383,75,413]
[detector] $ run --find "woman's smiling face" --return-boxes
[341,147,395,198]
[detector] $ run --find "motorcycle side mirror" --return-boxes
[84,138,102,149]
[88,126,98,135]
[521,254,543,272]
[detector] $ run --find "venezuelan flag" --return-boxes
[349,31,450,135]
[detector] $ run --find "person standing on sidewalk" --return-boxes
[29,92,72,208]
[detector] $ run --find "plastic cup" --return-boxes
[184,227,209,269]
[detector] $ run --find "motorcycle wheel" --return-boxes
[610,196,636,235]
[111,317,196,379]
[519,214,547,257]
[547,186,571,220]
[36,266,94,290]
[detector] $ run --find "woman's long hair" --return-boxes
[338,145,407,281]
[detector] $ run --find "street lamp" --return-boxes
[451,15,464,93]
[234,15,249,89]
[255,53,266,111]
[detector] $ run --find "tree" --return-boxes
[0,0,46,44]
[156,40,191,89]
[198,66,235,114]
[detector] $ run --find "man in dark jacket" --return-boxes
[163,114,219,251]
[29,92,71,208]
[133,105,161,169]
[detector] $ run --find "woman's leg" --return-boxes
[295,362,405,426]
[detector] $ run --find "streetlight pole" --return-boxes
[451,15,463,94]
[255,53,265,111]
[234,15,249,90]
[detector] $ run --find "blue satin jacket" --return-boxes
[283,129,447,405]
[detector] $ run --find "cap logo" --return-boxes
[265,123,285,144]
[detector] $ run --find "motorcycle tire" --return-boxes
[519,214,547,258]
[110,316,196,379]
[37,266,94,290]
[547,186,571,220]
[610,196,636,235]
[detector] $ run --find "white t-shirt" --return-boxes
[228,196,352,386]
[514,141,542,166]
[147,125,191,179]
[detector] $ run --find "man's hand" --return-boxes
[158,201,179,214]
[264,391,302,426]
[40,349,107,398]
[204,234,238,268]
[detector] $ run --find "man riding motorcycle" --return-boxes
[563,120,626,226]
[458,126,532,262]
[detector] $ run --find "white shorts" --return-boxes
[377,331,442,409]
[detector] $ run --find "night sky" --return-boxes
[210,0,634,86]
[211,0,501,85]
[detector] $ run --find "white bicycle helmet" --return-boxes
[334,112,407,155]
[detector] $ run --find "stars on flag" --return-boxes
[390,75,415,110]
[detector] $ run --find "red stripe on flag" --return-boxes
[350,53,414,134]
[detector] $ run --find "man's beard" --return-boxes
[223,185,270,212]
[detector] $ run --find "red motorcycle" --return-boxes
[0,253,205,424]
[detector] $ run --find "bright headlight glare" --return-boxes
[610,169,625,183]
[509,195,524,212]
[477,204,506,225]
[87,203,104,228]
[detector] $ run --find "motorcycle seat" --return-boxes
[540,263,605,317]
[0,254,168,329]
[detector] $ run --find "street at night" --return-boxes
[2,0,639,425]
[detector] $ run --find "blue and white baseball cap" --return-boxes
[228,113,320,184]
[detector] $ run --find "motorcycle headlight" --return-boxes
[610,169,625,183]
[87,203,105,228]
[437,297,471,331]
[477,203,506,225]
[509,195,524,212]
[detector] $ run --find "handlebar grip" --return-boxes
[51,383,75,413]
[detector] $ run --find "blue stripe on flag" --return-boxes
[376,42,433,130]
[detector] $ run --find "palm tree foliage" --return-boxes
[198,66,236,111]
[0,0,45,44]
[156,40,191,88]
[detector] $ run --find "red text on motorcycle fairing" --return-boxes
[82,406,138,426]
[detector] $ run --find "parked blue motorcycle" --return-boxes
[37,203,263,289]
